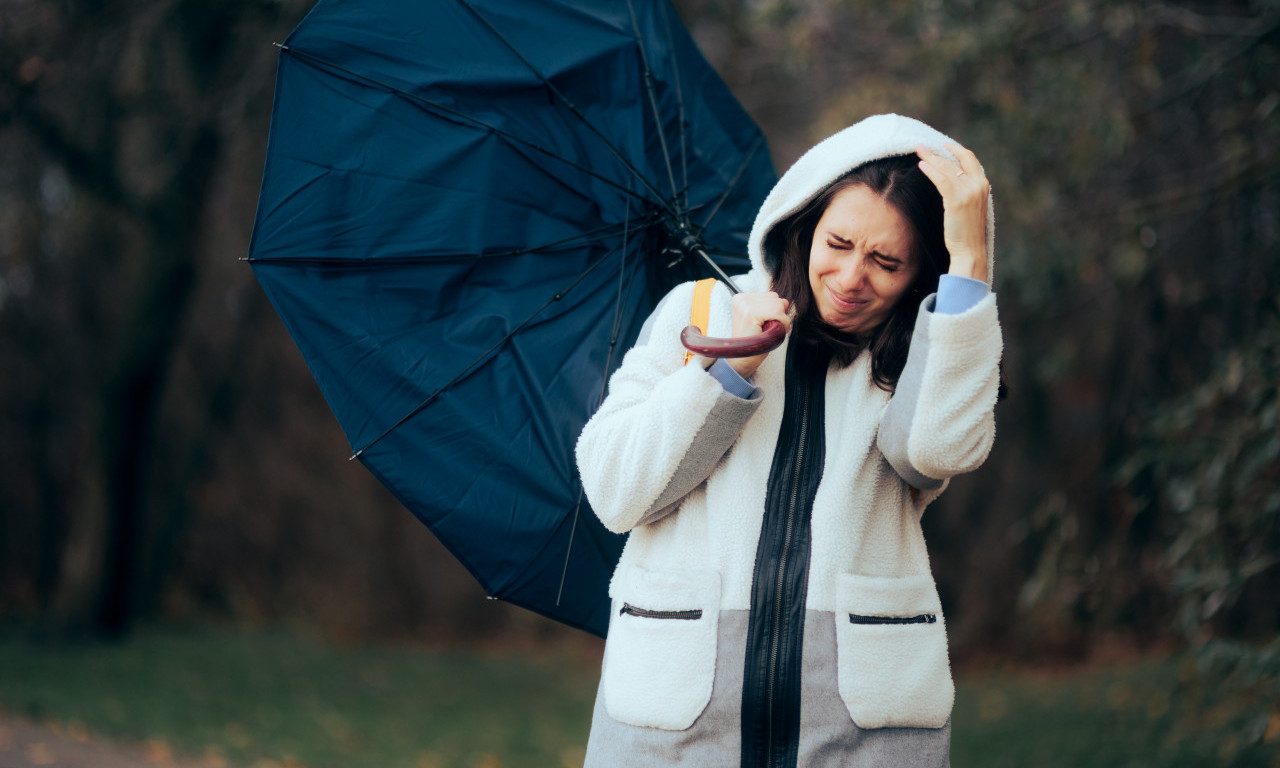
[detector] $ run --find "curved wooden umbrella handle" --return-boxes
[680,319,786,359]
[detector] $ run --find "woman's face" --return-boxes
[807,184,919,335]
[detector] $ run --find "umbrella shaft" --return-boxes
[696,248,741,294]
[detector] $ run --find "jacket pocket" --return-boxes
[835,572,954,729]
[602,565,720,730]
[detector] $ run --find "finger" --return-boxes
[943,142,986,179]
[916,143,960,169]
[764,310,793,332]
[761,306,792,332]
[916,145,965,185]
[747,296,791,327]
[754,294,790,317]
[915,154,956,190]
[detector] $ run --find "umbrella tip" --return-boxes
[273,42,289,51]
[348,450,362,461]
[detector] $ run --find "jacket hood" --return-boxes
[746,113,995,286]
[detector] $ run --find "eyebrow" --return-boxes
[827,232,905,264]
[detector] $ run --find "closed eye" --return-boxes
[873,252,903,272]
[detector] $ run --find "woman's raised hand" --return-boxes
[915,142,990,284]
[726,291,792,379]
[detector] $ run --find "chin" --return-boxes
[819,314,866,336]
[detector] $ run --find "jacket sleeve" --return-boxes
[576,280,762,533]
[878,291,1003,490]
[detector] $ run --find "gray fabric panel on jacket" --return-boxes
[878,297,946,491]
[585,611,748,766]
[798,610,952,768]
[635,386,763,527]
[584,610,951,767]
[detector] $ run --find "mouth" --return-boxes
[826,285,867,312]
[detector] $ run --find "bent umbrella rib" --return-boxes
[626,0,679,205]
[557,193,638,606]
[350,240,624,459]
[246,216,655,266]
[659,1,690,213]
[697,132,766,234]
[452,0,676,216]
[281,45,653,209]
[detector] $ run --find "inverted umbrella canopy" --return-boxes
[247,0,775,636]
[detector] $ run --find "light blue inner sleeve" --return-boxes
[707,358,759,399]
[933,274,989,315]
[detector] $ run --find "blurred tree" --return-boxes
[0,0,306,636]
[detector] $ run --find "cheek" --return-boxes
[872,272,911,302]
[885,264,923,301]
[807,248,832,279]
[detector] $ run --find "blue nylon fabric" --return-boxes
[247,0,775,636]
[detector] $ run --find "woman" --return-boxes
[575,114,1002,767]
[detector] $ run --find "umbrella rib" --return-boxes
[625,0,680,206]
[452,0,676,215]
[608,200,638,352]
[659,1,691,213]
[245,216,654,266]
[558,193,638,606]
[697,132,767,235]
[350,240,623,459]
[281,46,652,208]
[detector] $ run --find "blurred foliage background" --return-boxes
[1,0,1277,762]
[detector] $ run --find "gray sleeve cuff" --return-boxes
[637,385,763,526]
[707,358,759,399]
[933,274,989,315]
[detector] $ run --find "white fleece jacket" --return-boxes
[576,114,1003,748]
[578,271,1001,611]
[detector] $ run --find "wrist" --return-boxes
[947,252,987,283]
[728,356,760,379]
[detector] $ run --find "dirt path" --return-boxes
[0,715,235,768]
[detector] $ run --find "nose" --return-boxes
[833,253,869,293]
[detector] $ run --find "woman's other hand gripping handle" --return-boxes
[679,291,791,379]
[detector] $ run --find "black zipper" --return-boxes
[619,603,703,620]
[741,340,827,768]
[849,613,937,625]
[765,384,808,766]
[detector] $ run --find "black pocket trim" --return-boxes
[848,613,937,625]
[620,603,703,620]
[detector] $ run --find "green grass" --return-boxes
[0,628,1276,767]
[951,658,1279,768]
[0,628,600,767]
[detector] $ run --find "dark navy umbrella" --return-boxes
[246,0,775,636]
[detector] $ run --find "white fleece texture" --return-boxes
[602,566,721,730]
[576,280,737,534]
[905,293,1003,479]
[835,573,954,729]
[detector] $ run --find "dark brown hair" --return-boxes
[763,154,950,390]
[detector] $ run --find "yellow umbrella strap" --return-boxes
[683,277,718,365]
